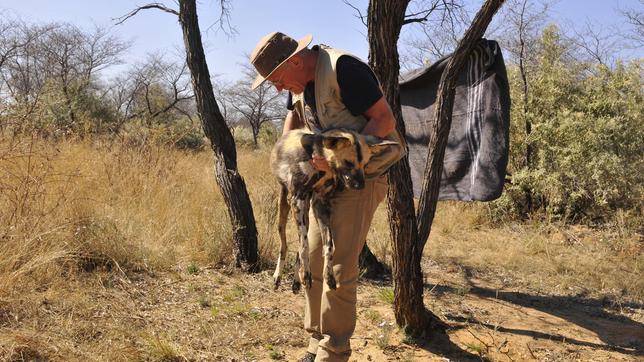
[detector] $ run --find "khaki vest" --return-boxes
[292,45,405,178]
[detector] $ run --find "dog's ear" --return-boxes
[364,135,399,154]
[322,136,351,150]
[300,133,316,156]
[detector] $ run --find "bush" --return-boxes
[489,26,643,224]
[230,125,256,148]
[230,122,281,150]
[120,118,206,151]
[258,121,281,149]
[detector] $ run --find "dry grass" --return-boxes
[367,194,642,302]
[0,138,285,293]
[1,138,235,295]
[0,137,641,360]
[420,201,643,300]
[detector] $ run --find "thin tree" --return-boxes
[116,0,259,270]
[224,63,285,147]
[498,0,552,212]
[619,0,644,47]
[504,0,548,170]
[366,0,440,335]
[345,0,466,281]
[106,54,194,134]
[367,0,505,336]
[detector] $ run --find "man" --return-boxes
[250,32,403,362]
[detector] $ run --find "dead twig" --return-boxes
[526,342,537,360]
[467,328,491,354]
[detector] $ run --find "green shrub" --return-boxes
[490,26,643,224]
[258,121,281,149]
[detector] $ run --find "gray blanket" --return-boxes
[400,39,510,201]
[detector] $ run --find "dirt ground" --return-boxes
[6,258,638,362]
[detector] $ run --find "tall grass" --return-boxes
[1,136,641,302]
[1,136,641,361]
[1,137,239,297]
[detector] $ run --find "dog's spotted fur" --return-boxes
[270,128,396,292]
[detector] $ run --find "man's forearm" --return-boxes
[361,96,396,138]
[282,110,304,135]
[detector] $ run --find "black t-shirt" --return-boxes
[286,52,382,119]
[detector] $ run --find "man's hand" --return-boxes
[310,155,330,172]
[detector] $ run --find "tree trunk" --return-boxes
[178,0,258,271]
[416,0,506,247]
[367,0,444,336]
[251,123,259,148]
[518,20,533,212]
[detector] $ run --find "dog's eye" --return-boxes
[344,161,355,169]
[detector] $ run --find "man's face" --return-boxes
[267,58,305,94]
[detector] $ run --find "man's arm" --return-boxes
[310,96,396,172]
[282,109,304,135]
[361,96,396,138]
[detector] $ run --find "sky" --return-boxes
[1,0,641,82]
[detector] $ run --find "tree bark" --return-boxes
[517,0,533,211]
[368,0,506,337]
[367,0,444,336]
[178,0,258,271]
[417,0,506,248]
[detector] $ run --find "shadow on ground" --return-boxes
[409,328,491,361]
[425,280,644,357]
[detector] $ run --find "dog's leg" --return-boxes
[273,185,290,290]
[292,251,301,294]
[313,197,336,290]
[290,195,312,293]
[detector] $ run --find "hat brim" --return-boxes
[251,34,313,90]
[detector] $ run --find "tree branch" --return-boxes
[113,3,179,25]
[403,0,464,25]
[205,0,238,37]
[416,0,506,247]
[342,0,368,27]
[403,2,439,25]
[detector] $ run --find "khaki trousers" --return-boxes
[304,175,388,361]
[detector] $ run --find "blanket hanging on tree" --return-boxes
[400,39,511,201]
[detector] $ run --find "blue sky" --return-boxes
[1,0,641,81]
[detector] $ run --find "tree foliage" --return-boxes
[0,20,129,138]
[0,17,203,147]
[493,25,643,223]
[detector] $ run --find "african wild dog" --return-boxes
[270,128,396,293]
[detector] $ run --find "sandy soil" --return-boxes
[1,260,642,361]
[97,263,643,361]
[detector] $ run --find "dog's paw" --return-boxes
[292,278,301,294]
[325,273,337,290]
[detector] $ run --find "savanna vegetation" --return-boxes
[0,1,642,360]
